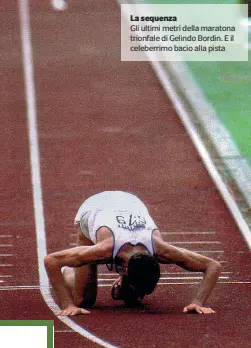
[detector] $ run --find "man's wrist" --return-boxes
[191,299,203,306]
[61,298,75,309]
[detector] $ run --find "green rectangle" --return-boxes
[0,320,54,348]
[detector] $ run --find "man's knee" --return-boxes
[76,284,97,308]
[77,273,98,308]
[78,295,96,309]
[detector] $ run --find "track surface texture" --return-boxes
[1,1,251,347]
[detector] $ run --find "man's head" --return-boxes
[127,252,160,297]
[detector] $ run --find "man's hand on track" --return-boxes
[183,303,216,315]
[58,304,90,316]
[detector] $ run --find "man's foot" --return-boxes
[111,278,124,300]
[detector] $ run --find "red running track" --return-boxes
[1,1,251,347]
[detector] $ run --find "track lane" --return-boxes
[29,2,251,347]
[0,0,39,293]
[29,1,251,347]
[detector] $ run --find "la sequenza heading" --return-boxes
[130,15,177,23]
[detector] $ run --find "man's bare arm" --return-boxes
[44,241,112,315]
[154,237,221,314]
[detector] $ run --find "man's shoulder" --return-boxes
[96,227,114,242]
[94,237,114,260]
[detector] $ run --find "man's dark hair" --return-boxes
[127,252,160,296]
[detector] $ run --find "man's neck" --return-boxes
[117,244,149,265]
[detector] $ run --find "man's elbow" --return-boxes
[44,254,59,270]
[209,260,222,276]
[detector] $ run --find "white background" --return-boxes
[0,326,47,348]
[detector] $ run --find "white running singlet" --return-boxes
[74,191,158,257]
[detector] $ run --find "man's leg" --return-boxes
[62,228,97,308]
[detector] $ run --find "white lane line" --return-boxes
[161,271,232,275]
[98,278,122,282]
[163,276,231,280]
[219,281,251,285]
[18,1,117,347]
[188,250,224,253]
[0,264,13,267]
[161,232,216,235]
[159,281,251,285]
[170,241,222,245]
[98,276,229,282]
[0,254,15,257]
[0,235,13,238]
[0,244,13,247]
[0,275,12,278]
[99,281,251,287]
[55,330,73,333]
[0,285,40,290]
